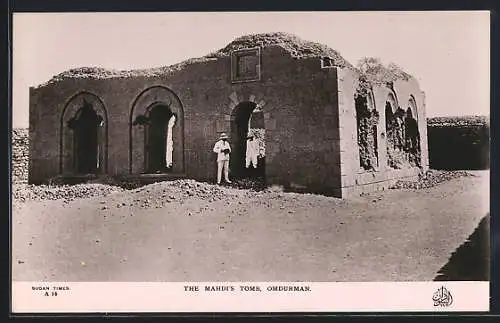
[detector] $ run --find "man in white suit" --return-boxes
[213,133,232,184]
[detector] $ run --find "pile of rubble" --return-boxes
[161,179,230,201]
[111,179,242,210]
[230,177,266,191]
[12,128,29,184]
[12,183,124,204]
[390,170,476,190]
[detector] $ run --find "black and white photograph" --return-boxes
[11,11,490,312]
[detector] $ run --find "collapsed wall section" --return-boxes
[337,68,428,197]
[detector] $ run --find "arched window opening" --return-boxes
[385,93,408,169]
[355,92,379,171]
[404,104,421,167]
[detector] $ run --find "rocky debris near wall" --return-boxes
[230,177,266,191]
[12,183,125,204]
[12,128,29,184]
[121,179,240,209]
[390,170,476,190]
[11,178,242,206]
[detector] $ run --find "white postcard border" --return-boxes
[12,281,489,313]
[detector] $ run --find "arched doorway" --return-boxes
[130,86,184,174]
[144,104,176,173]
[70,102,102,173]
[230,101,265,179]
[60,93,107,175]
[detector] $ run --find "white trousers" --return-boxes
[246,154,258,168]
[217,160,230,184]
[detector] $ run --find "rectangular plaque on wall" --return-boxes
[231,47,261,83]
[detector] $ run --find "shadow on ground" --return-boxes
[434,213,490,281]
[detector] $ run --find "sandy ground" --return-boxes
[12,171,489,282]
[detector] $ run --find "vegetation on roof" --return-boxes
[355,57,413,97]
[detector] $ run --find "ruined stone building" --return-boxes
[29,33,428,197]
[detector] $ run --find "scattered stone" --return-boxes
[11,128,29,184]
[12,182,124,205]
[390,170,476,190]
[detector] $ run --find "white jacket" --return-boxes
[213,140,231,162]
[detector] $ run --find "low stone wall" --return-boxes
[427,116,489,170]
[12,128,29,184]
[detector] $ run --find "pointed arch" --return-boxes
[129,86,185,174]
[355,89,379,171]
[405,95,421,167]
[59,91,108,175]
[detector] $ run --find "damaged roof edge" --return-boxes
[35,32,416,88]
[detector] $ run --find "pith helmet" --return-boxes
[219,133,229,140]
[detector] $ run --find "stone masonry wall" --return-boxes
[12,128,29,184]
[337,68,428,197]
[29,45,342,193]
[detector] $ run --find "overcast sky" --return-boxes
[12,11,490,128]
